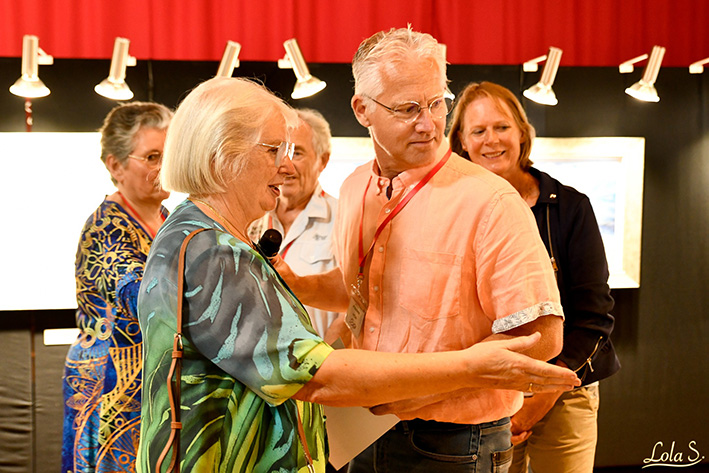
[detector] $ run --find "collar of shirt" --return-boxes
[529,167,559,206]
[369,154,444,199]
[300,183,330,221]
[273,183,332,247]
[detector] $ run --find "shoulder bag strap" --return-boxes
[295,404,316,473]
[155,227,212,473]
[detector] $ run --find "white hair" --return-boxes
[352,25,448,99]
[296,108,331,156]
[161,77,298,197]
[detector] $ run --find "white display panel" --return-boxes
[0,133,642,311]
[0,133,186,311]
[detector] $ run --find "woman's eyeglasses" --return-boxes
[257,141,295,167]
[128,152,163,169]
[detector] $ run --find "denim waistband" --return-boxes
[393,417,510,433]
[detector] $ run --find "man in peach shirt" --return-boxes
[277,26,564,473]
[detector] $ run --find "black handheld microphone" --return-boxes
[256,229,283,260]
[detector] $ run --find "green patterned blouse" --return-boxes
[137,200,333,473]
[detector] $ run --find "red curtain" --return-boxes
[0,0,706,66]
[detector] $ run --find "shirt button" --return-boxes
[369,327,375,333]
[378,246,384,253]
[373,286,379,292]
[384,208,391,214]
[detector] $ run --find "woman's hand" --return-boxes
[510,391,561,444]
[464,332,580,393]
[368,333,578,418]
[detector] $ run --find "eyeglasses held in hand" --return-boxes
[365,92,455,123]
[257,141,296,167]
[128,152,163,169]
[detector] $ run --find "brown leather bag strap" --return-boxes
[295,404,316,473]
[155,227,212,473]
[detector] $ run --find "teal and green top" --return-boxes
[137,200,333,473]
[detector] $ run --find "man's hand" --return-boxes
[323,315,351,346]
[270,255,296,285]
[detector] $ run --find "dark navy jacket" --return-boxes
[530,167,621,385]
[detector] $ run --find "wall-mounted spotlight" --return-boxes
[620,45,665,102]
[95,37,136,101]
[278,38,326,99]
[522,47,563,106]
[9,35,53,98]
[215,40,241,77]
[689,57,709,74]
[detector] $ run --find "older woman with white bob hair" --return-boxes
[135,77,580,473]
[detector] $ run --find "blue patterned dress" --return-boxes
[62,198,167,473]
[136,200,333,473]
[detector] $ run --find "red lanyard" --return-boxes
[357,148,452,274]
[117,191,165,238]
[281,241,295,258]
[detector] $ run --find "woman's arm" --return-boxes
[556,195,618,380]
[292,332,579,407]
[80,208,147,323]
[362,316,563,417]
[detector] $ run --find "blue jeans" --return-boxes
[348,418,513,473]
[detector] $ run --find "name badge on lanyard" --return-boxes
[345,275,368,337]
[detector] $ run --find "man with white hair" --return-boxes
[250,108,341,338]
[277,27,565,472]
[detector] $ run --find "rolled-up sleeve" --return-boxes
[474,190,564,333]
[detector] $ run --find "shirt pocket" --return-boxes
[399,248,462,320]
[295,241,335,265]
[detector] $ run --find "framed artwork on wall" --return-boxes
[322,136,645,289]
[530,137,645,289]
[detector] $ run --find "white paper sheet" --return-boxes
[324,405,399,470]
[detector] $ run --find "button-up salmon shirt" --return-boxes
[334,151,563,424]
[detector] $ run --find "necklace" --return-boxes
[117,191,164,238]
[190,198,254,247]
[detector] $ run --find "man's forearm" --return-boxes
[273,259,350,312]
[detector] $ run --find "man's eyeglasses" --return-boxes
[128,152,163,169]
[257,141,295,167]
[365,92,455,123]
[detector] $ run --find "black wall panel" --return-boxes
[0,314,34,473]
